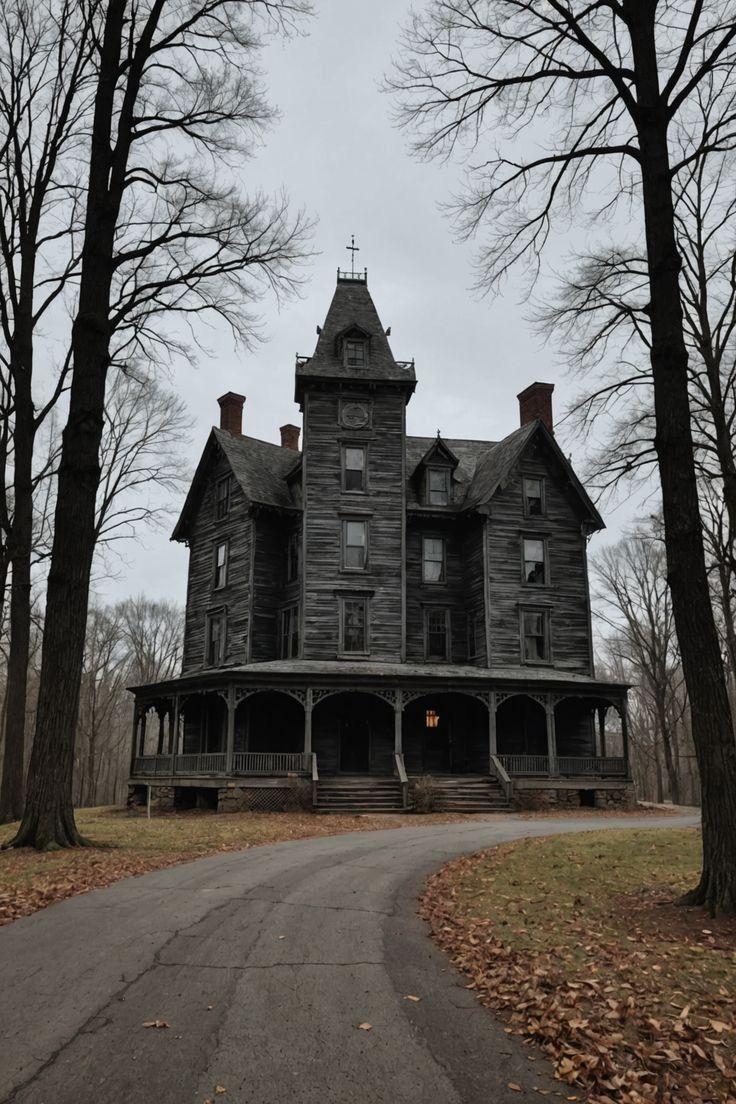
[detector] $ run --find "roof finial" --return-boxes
[346,234,360,278]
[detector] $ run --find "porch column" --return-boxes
[488,691,497,762]
[620,698,630,775]
[394,691,403,755]
[225,684,236,774]
[545,698,558,777]
[129,708,140,777]
[156,707,166,755]
[597,706,607,758]
[139,708,148,756]
[304,688,313,757]
[170,695,180,757]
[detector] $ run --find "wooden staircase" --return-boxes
[423,775,512,813]
[315,776,405,814]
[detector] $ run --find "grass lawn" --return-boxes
[0,804,486,927]
[422,828,736,1104]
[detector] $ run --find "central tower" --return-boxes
[295,270,416,662]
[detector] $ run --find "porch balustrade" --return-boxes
[498,754,627,777]
[132,751,310,777]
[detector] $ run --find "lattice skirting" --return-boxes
[218,782,312,813]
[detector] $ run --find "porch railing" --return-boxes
[132,752,310,777]
[394,752,409,809]
[498,754,627,777]
[489,754,513,803]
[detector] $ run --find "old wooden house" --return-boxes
[129,269,633,813]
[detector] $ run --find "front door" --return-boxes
[339,717,370,772]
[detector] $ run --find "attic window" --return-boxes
[215,476,230,519]
[426,467,450,506]
[345,340,366,368]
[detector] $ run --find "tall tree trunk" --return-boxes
[629,7,736,912]
[0,301,35,823]
[6,0,127,849]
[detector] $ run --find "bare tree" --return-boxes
[9,0,311,851]
[390,1,736,913]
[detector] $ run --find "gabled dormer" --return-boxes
[412,435,460,508]
[335,323,371,370]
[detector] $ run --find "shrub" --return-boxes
[413,775,439,814]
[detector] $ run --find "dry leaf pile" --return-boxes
[421,828,736,1104]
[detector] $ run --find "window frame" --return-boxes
[341,517,369,572]
[339,595,369,656]
[213,539,229,590]
[423,606,451,662]
[467,611,483,659]
[522,475,545,518]
[519,606,551,665]
[425,466,451,507]
[205,608,227,667]
[341,443,367,494]
[421,534,446,584]
[344,339,366,368]
[286,530,299,583]
[215,475,231,520]
[521,534,549,586]
[279,604,300,659]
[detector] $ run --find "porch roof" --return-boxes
[130,660,629,700]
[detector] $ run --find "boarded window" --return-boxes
[522,609,550,662]
[343,519,368,570]
[426,467,450,506]
[206,611,226,666]
[215,476,231,519]
[425,608,450,660]
[523,477,544,516]
[214,541,228,589]
[522,537,547,584]
[343,446,366,492]
[341,598,368,653]
[280,606,299,658]
[422,536,445,583]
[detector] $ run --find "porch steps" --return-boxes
[424,775,512,813]
[315,776,404,814]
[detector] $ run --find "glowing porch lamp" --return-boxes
[425,709,440,729]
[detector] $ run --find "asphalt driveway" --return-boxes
[0,812,698,1104]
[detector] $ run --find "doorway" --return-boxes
[339,717,370,772]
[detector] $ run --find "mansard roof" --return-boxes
[294,275,416,398]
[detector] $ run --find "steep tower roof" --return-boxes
[294,273,416,402]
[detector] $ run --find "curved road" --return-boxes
[0,813,697,1104]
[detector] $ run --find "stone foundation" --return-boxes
[513,785,636,811]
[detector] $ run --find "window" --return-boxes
[426,467,450,506]
[468,612,482,658]
[215,476,230,519]
[522,537,547,584]
[343,519,368,570]
[522,609,550,663]
[340,597,368,654]
[286,530,299,582]
[422,536,445,583]
[280,606,299,658]
[205,610,226,666]
[523,477,544,516]
[425,608,450,661]
[343,445,366,492]
[214,541,228,589]
[345,340,366,368]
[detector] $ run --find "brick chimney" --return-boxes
[217,391,245,436]
[280,424,300,451]
[517,382,554,434]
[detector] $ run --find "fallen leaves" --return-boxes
[421,829,736,1104]
[142,1020,169,1029]
[357,1022,372,1031]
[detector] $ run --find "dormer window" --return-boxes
[345,340,366,368]
[426,467,450,506]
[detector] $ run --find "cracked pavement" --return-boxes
[0,812,698,1103]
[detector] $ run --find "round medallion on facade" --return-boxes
[341,402,370,428]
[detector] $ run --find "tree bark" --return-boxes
[5,0,127,849]
[629,6,736,912]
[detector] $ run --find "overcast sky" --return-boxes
[94,0,647,608]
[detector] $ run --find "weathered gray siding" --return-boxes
[249,517,300,662]
[301,387,406,660]
[182,452,252,672]
[405,519,469,664]
[486,441,593,673]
